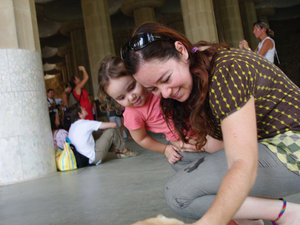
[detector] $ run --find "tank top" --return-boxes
[256,37,276,63]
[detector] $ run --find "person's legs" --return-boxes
[109,127,125,152]
[170,151,209,172]
[93,128,115,164]
[108,116,127,139]
[164,149,227,219]
[164,143,300,222]
[119,116,128,139]
[233,196,300,225]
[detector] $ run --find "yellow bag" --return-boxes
[55,138,77,171]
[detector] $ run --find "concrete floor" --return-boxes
[1,133,299,225]
[0,134,192,225]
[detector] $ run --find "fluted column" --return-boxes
[81,0,115,96]
[180,0,218,44]
[0,0,56,185]
[239,0,259,49]
[213,0,244,48]
[0,0,40,52]
[59,46,75,83]
[121,0,165,26]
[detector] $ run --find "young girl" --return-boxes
[97,56,223,166]
[67,103,136,165]
[121,22,300,225]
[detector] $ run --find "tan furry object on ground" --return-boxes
[131,214,184,225]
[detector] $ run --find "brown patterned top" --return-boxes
[209,48,300,140]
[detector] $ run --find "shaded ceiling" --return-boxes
[36,0,300,76]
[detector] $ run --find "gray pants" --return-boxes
[164,143,300,220]
[93,128,125,164]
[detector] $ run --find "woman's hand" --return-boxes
[78,65,87,74]
[239,40,250,50]
[171,140,199,152]
[164,145,182,164]
[75,66,89,92]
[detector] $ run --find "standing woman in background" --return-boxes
[239,21,278,63]
[70,66,94,120]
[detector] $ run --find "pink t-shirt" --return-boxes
[123,93,179,141]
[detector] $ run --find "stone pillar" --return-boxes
[63,47,75,83]
[60,20,93,96]
[213,0,244,48]
[0,0,56,185]
[59,64,69,84]
[0,0,40,52]
[81,0,115,96]
[239,0,259,49]
[121,0,165,26]
[180,0,218,44]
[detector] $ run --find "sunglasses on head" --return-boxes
[120,32,168,60]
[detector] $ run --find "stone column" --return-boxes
[63,47,75,83]
[180,0,218,44]
[58,64,69,84]
[0,0,40,52]
[121,0,165,26]
[0,0,56,185]
[81,0,115,96]
[213,0,244,48]
[60,20,93,96]
[239,0,259,49]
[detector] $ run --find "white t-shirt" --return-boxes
[68,119,102,163]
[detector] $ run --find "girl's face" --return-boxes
[105,75,149,108]
[133,41,193,102]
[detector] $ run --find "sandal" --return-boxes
[115,148,138,159]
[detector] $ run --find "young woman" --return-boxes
[70,66,94,120]
[98,56,223,168]
[239,21,278,63]
[121,22,300,225]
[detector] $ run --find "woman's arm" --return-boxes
[74,66,89,96]
[203,135,224,153]
[129,127,182,164]
[195,97,258,225]
[171,135,223,153]
[258,39,273,57]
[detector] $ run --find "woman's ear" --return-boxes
[174,41,189,61]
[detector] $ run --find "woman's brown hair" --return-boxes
[122,22,228,149]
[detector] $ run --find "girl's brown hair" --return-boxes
[97,55,129,113]
[122,22,228,149]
